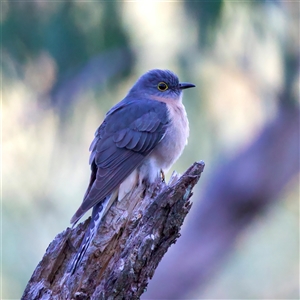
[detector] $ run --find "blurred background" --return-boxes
[2,1,299,299]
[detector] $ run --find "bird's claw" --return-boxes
[146,172,166,198]
[160,169,165,183]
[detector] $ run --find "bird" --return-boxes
[69,69,195,274]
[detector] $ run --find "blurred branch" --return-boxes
[280,47,299,106]
[184,1,223,47]
[144,105,299,299]
[145,15,300,296]
[21,162,205,300]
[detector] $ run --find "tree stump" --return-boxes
[22,161,205,300]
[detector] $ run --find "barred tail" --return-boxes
[69,194,112,274]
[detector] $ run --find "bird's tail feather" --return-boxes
[69,192,116,274]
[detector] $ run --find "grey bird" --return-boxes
[69,69,195,274]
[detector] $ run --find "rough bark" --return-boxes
[21,161,205,300]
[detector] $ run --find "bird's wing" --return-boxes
[70,99,169,224]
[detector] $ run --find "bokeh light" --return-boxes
[2,1,299,299]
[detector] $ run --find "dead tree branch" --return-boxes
[22,161,205,300]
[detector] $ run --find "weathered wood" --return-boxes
[22,161,205,300]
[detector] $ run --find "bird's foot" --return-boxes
[145,174,166,199]
[160,169,165,183]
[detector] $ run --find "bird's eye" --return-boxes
[157,82,168,91]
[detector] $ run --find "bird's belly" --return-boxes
[153,127,188,171]
[152,111,189,172]
[135,102,189,186]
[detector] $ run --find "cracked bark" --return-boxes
[21,161,205,300]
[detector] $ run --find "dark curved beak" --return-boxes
[179,82,196,89]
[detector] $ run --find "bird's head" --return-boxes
[128,69,195,101]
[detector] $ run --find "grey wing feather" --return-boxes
[70,99,169,224]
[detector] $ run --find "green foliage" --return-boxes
[2,2,133,78]
[2,1,299,299]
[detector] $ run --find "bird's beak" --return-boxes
[179,82,196,89]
